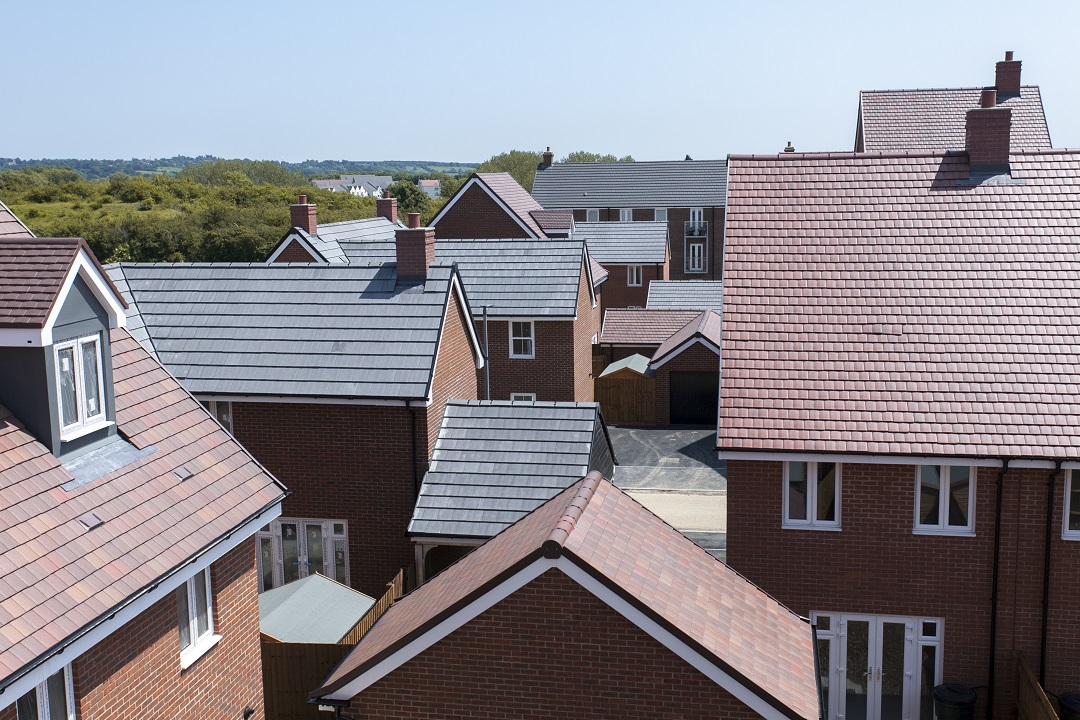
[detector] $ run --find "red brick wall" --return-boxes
[0,543,267,720]
[574,265,598,402]
[343,569,762,720]
[426,291,479,455]
[726,461,1080,719]
[433,183,534,239]
[599,263,665,313]
[654,343,719,425]
[232,402,424,596]
[272,239,317,263]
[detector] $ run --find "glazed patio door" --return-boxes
[840,616,910,720]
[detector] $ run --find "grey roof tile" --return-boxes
[532,160,727,208]
[572,222,667,264]
[646,280,724,312]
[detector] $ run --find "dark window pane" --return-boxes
[1071,481,1080,532]
[920,645,938,720]
[46,668,68,720]
[177,585,191,649]
[16,688,38,720]
[334,539,347,584]
[306,524,324,574]
[81,338,102,418]
[260,537,274,591]
[817,615,831,631]
[919,466,941,526]
[948,467,970,527]
[281,523,299,584]
[922,621,937,638]
[817,637,830,714]
[817,463,837,522]
[194,571,209,637]
[58,346,78,427]
[788,463,808,521]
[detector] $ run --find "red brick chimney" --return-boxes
[290,195,317,234]
[395,212,436,281]
[965,89,1012,169]
[376,191,398,224]
[995,51,1022,96]
[541,147,554,169]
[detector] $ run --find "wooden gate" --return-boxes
[261,640,351,720]
[595,374,655,425]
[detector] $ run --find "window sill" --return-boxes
[509,354,535,360]
[60,419,114,443]
[180,633,222,670]
[782,523,842,532]
[1062,532,1080,541]
[913,527,976,537]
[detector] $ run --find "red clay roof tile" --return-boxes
[599,308,702,346]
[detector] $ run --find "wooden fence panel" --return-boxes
[595,376,655,425]
[1014,650,1059,720]
[262,640,351,720]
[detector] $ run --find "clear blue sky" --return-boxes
[5,0,1079,163]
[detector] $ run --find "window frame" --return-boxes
[54,333,108,441]
[619,208,633,222]
[16,665,76,720]
[255,518,350,591]
[509,321,535,359]
[685,239,707,273]
[510,393,536,402]
[913,465,976,536]
[782,461,842,530]
[199,400,233,433]
[654,208,667,222]
[178,567,221,669]
[1063,470,1080,540]
[585,208,599,222]
[627,265,643,287]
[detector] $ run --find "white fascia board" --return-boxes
[649,337,720,369]
[430,178,538,239]
[266,231,329,265]
[716,450,1005,468]
[325,557,555,700]
[193,394,428,407]
[0,328,47,348]
[450,273,485,370]
[555,558,801,720]
[0,501,282,711]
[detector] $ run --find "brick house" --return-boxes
[532,151,727,280]
[266,193,402,264]
[572,221,668,313]
[719,99,1080,720]
[597,307,701,365]
[407,399,615,581]
[855,51,1051,152]
[311,473,821,720]
[107,232,485,597]
[0,236,286,720]
[429,171,570,240]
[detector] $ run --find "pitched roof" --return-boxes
[418,179,440,188]
[858,86,1051,152]
[259,574,375,643]
[312,217,399,263]
[598,354,652,378]
[599,308,702,346]
[573,221,668,264]
[646,280,724,312]
[473,172,547,238]
[720,149,1080,459]
[0,200,33,238]
[532,160,728,208]
[0,238,127,329]
[107,263,477,400]
[529,208,574,236]
[317,474,819,720]
[0,328,286,693]
[589,255,608,286]
[651,310,721,365]
[408,400,615,539]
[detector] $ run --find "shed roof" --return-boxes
[317,474,819,720]
[599,308,702,346]
[646,280,724,312]
[721,148,1080,459]
[598,354,652,378]
[107,263,476,400]
[532,160,728,208]
[858,86,1051,152]
[259,574,375,643]
[408,400,614,539]
[573,221,668,264]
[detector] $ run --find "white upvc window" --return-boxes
[54,333,107,440]
[199,400,232,433]
[1063,471,1080,539]
[627,266,643,287]
[619,208,633,222]
[510,321,535,359]
[689,207,704,229]
[586,209,599,222]
[914,465,975,535]
[16,665,75,720]
[783,461,841,529]
[177,568,221,668]
[655,208,668,222]
[510,393,536,402]
[256,518,350,591]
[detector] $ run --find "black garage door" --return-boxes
[669,371,719,425]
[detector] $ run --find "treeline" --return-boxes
[1,162,441,264]
[0,156,478,181]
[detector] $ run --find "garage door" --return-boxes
[669,371,719,425]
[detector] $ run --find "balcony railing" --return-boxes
[684,220,708,237]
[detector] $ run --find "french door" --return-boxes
[814,613,942,720]
[255,518,349,591]
[686,241,706,273]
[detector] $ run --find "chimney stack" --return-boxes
[377,190,398,224]
[540,146,554,170]
[290,195,317,234]
[965,90,1012,171]
[995,50,1022,96]
[395,213,436,282]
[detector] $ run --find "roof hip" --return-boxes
[541,471,602,558]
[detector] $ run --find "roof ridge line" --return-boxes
[541,471,603,558]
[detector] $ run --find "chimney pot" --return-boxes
[783,141,795,153]
[408,212,421,229]
[980,89,997,108]
[298,194,307,204]
[1005,51,1014,61]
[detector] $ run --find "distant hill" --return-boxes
[0,156,478,181]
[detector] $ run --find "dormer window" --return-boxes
[55,333,107,439]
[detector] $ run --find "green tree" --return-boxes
[560,151,635,163]
[177,159,303,187]
[387,181,430,216]
[475,150,543,192]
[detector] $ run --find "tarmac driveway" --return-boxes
[607,427,727,559]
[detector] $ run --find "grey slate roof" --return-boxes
[259,574,375,643]
[572,221,668,265]
[293,228,349,264]
[408,400,616,539]
[646,280,724,312]
[313,217,399,263]
[105,263,468,400]
[531,160,728,209]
